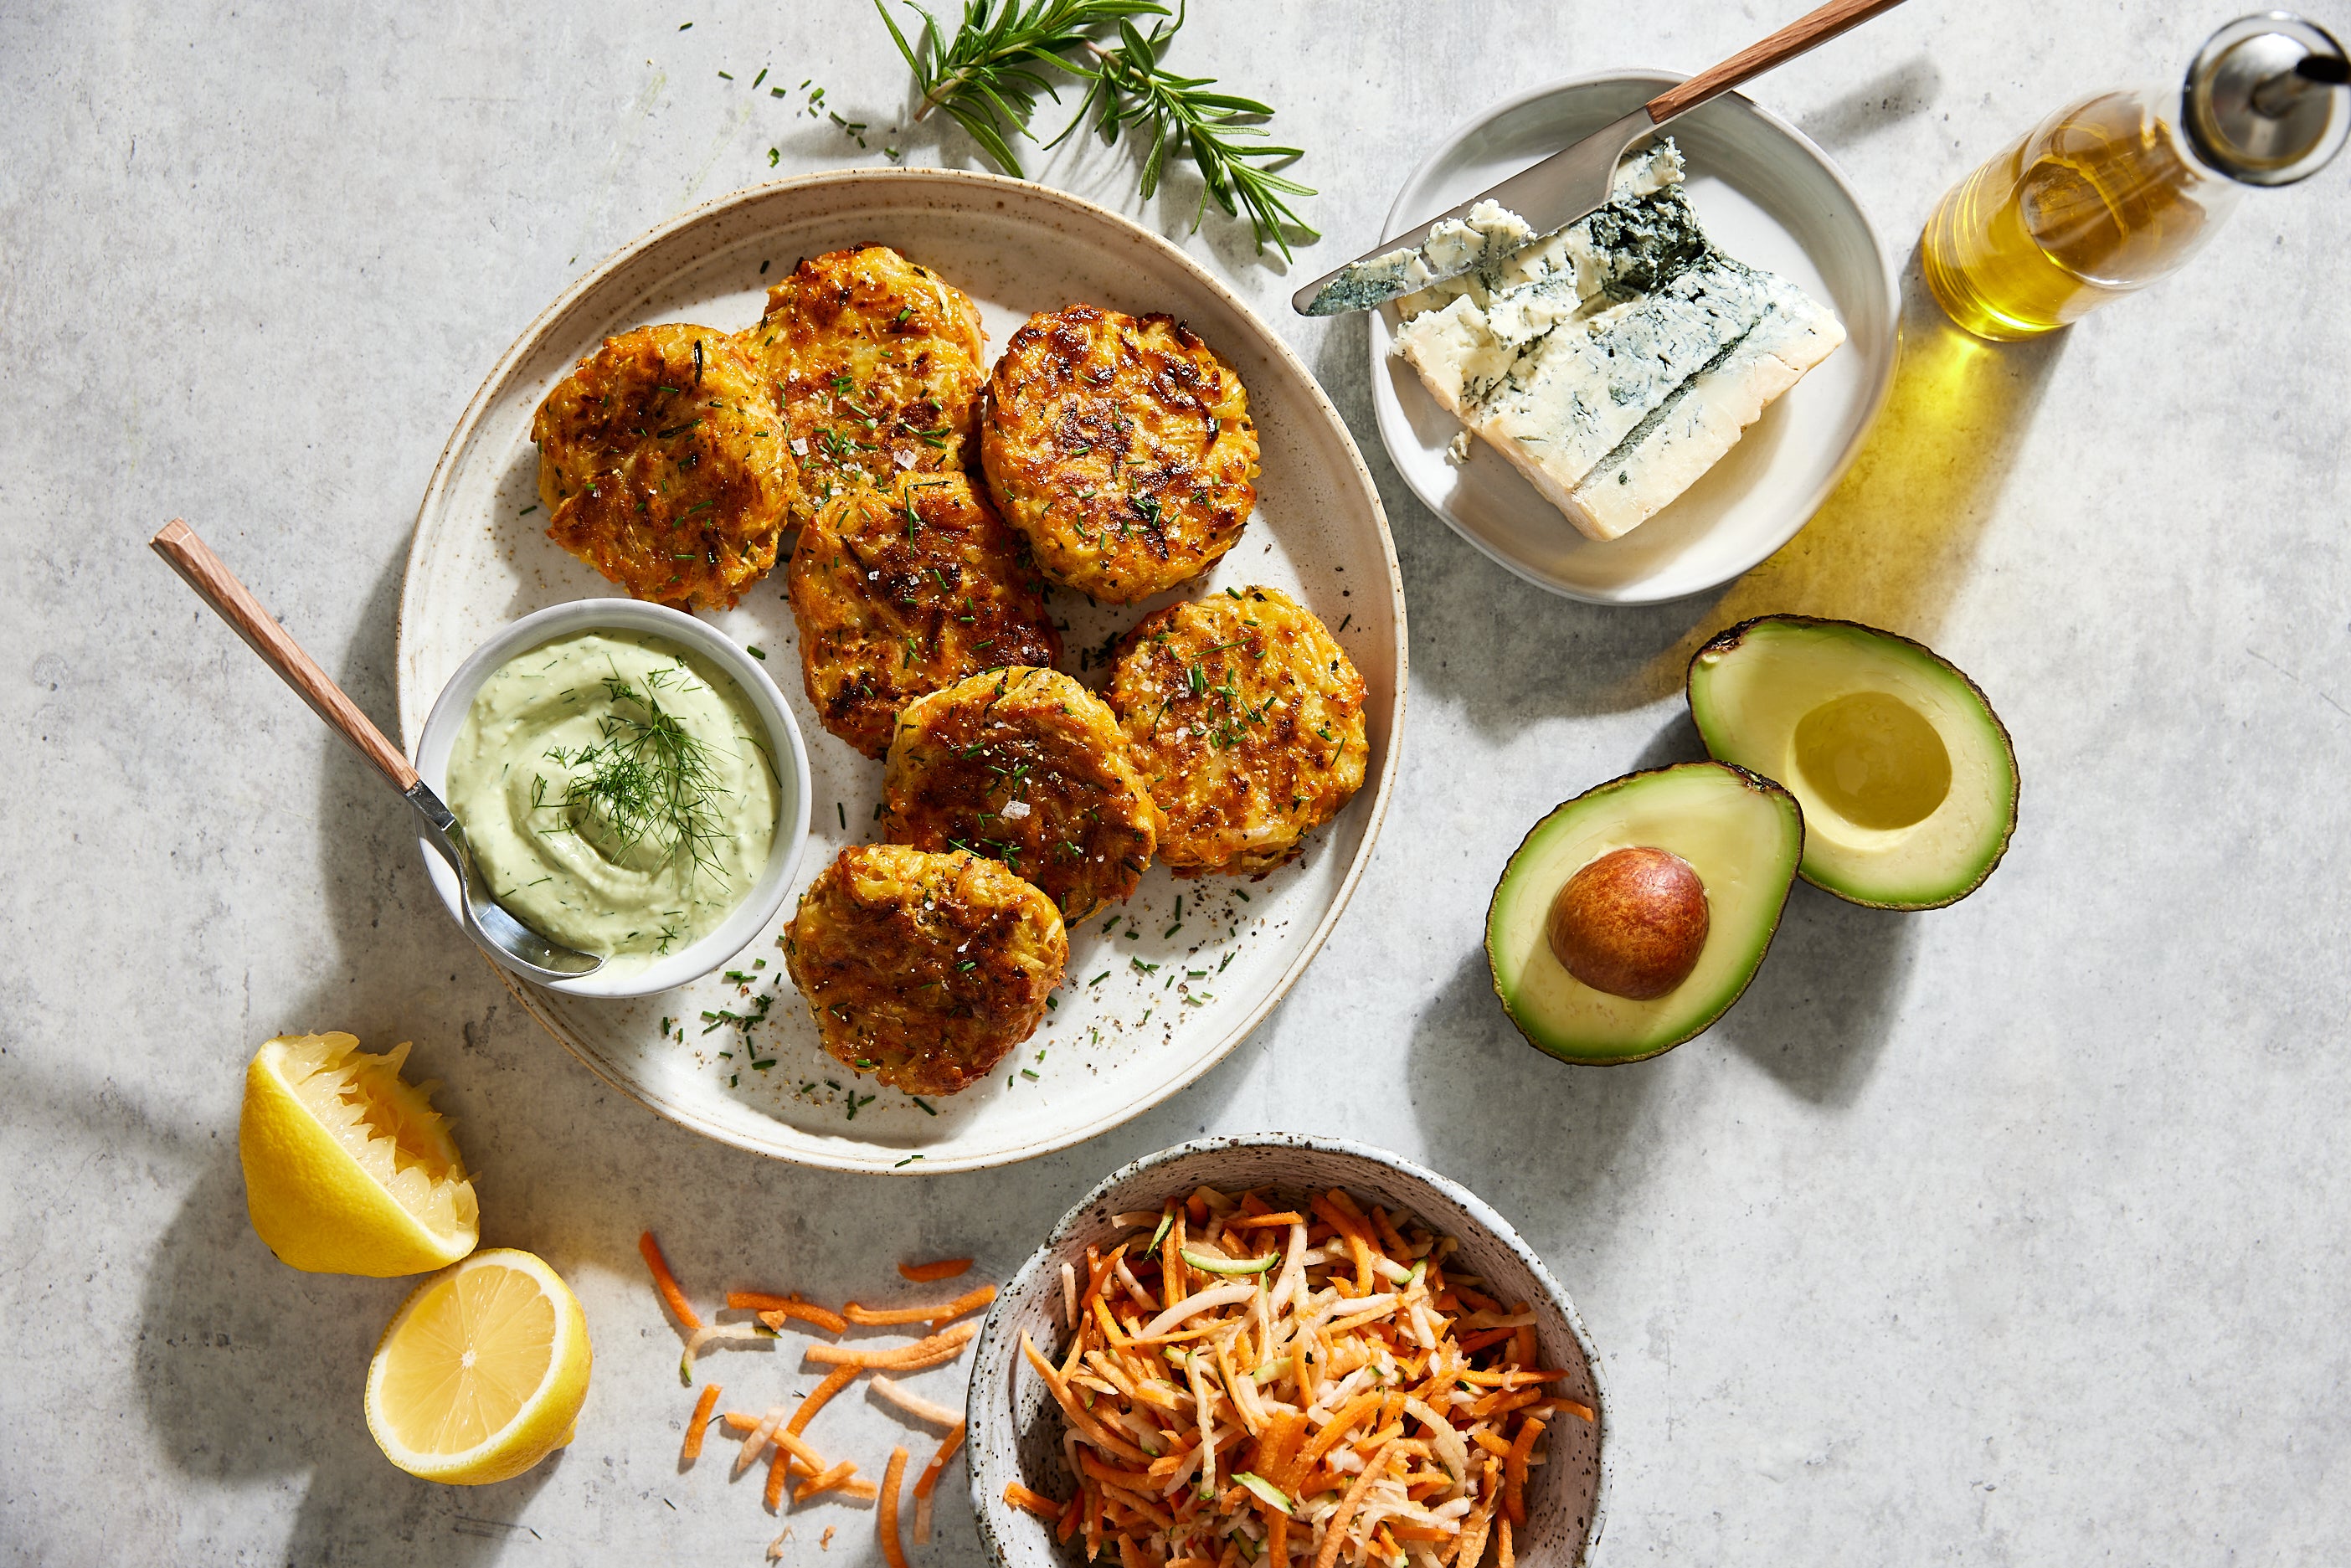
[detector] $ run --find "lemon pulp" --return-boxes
[367,1249,591,1485]
[239,1033,479,1277]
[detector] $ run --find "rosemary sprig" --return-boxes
[1052,11,1317,257]
[877,0,1166,176]
[875,0,1314,256]
[532,666,732,891]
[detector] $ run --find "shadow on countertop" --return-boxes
[1402,945,1663,1231]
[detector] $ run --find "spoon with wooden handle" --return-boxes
[151,519,603,980]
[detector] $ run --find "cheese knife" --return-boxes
[1292,0,1909,316]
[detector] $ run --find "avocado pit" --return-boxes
[1545,846,1711,1001]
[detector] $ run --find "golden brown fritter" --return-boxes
[882,666,1158,922]
[786,471,1062,759]
[742,244,989,524]
[980,305,1260,604]
[783,845,1067,1096]
[1107,587,1369,877]
[532,323,800,609]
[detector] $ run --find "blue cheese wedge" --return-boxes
[1393,144,1844,542]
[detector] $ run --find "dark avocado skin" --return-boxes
[1686,614,2021,912]
[1484,761,1804,1067]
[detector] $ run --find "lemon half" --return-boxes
[366,1247,593,1484]
[239,1032,479,1277]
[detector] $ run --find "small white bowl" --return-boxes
[966,1134,1611,1565]
[1370,69,1901,604]
[412,598,812,999]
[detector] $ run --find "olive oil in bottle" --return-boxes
[1923,14,2348,341]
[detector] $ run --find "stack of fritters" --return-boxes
[530,246,1369,1099]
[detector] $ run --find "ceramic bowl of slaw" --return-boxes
[967,1134,1610,1566]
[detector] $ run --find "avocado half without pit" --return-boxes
[1687,616,2019,910]
[1488,763,1803,1064]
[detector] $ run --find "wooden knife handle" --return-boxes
[150,518,420,793]
[1646,0,1910,124]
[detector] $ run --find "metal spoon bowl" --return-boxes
[150,520,603,983]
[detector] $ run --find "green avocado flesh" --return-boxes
[1487,763,1803,1064]
[1687,616,2018,910]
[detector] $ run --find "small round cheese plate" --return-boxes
[1368,70,1900,605]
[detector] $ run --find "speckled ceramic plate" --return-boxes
[396,168,1405,1174]
[1370,71,1900,604]
[968,1134,1610,1565]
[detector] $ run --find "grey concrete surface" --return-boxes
[4,1,2348,1562]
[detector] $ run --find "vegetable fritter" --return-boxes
[532,324,801,609]
[786,471,1062,759]
[980,305,1260,603]
[783,845,1067,1096]
[1107,587,1369,876]
[742,244,989,524]
[882,667,1159,922]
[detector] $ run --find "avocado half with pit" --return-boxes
[1487,762,1803,1064]
[1687,616,2018,910]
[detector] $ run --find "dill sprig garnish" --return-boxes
[532,664,732,890]
[875,0,1315,257]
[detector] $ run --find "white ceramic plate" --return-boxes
[1370,71,1900,604]
[396,169,1406,1174]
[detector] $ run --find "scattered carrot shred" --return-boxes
[795,1458,861,1504]
[681,1382,722,1463]
[843,1283,998,1327]
[805,1320,979,1370]
[913,1421,967,1499]
[898,1257,973,1283]
[749,1295,850,1334]
[764,1442,793,1511]
[789,1365,862,1437]
[877,1446,912,1568]
[639,1231,702,1331]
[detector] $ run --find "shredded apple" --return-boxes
[1007,1186,1590,1567]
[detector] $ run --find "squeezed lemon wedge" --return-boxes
[365,1248,593,1484]
[238,1031,479,1276]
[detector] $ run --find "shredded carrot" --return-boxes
[749,1295,850,1334]
[681,1382,722,1463]
[841,1283,997,1327]
[898,1257,973,1283]
[795,1458,861,1503]
[913,1421,966,1499]
[789,1365,862,1436]
[877,1447,911,1568]
[805,1320,979,1370]
[1552,1397,1597,1423]
[1497,1516,1515,1568]
[639,1231,702,1331]
[1004,1481,1062,1520]
[1007,1183,1569,1568]
[1299,1390,1386,1468]
[764,1442,793,1510]
[1503,1416,1544,1526]
[1311,1438,1398,1568]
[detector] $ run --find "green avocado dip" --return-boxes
[445,630,778,973]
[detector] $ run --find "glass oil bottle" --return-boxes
[1923,13,2349,340]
